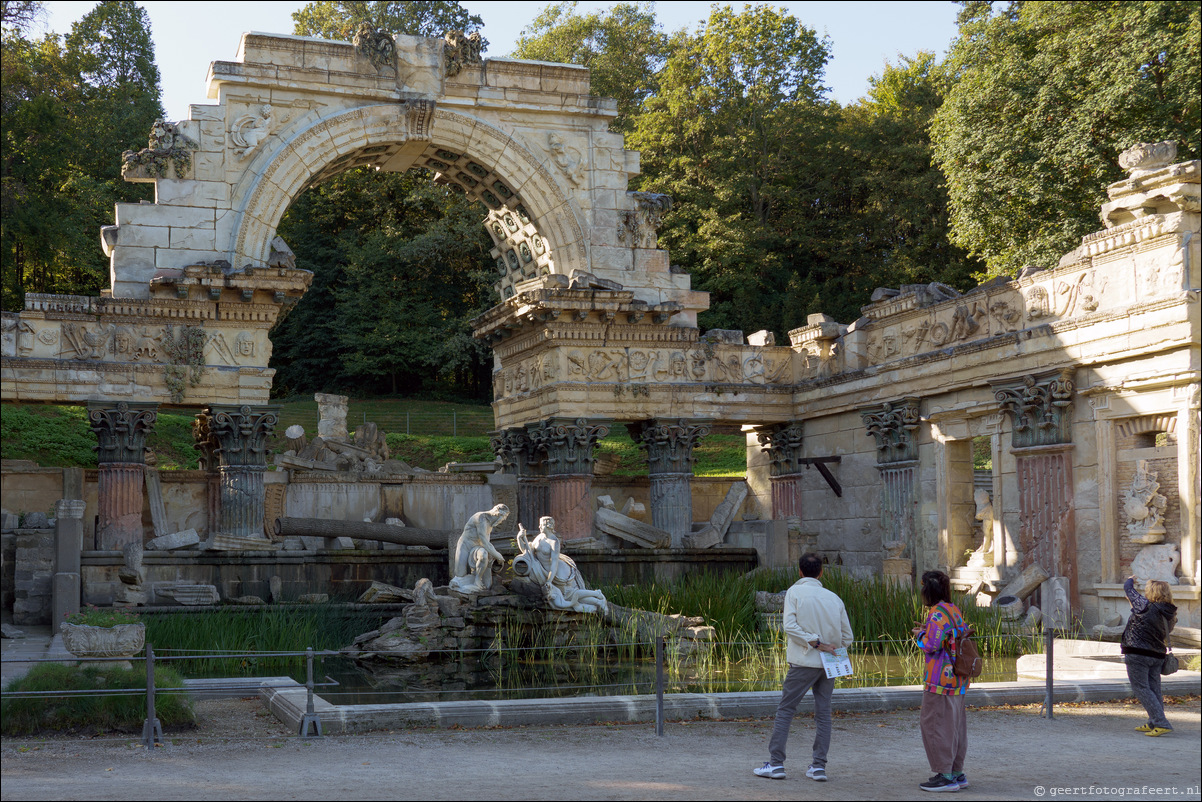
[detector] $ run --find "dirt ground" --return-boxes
[2,696,1199,801]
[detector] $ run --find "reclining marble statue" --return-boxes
[448,504,510,594]
[514,516,608,614]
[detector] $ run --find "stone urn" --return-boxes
[59,622,146,669]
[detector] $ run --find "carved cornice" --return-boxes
[992,369,1075,448]
[627,418,711,474]
[87,401,158,464]
[860,398,921,464]
[755,421,805,477]
[527,417,609,476]
[195,404,279,469]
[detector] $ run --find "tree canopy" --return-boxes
[1,0,161,309]
[932,0,1201,276]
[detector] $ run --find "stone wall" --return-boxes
[13,528,54,625]
[76,547,757,608]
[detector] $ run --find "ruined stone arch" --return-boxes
[229,104,588,282]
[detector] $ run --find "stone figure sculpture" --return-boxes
[1123,460,1168,544]
[967,488,995,568]
[231,104,272,158]
[448,504,510,594]
[514,516,607,613]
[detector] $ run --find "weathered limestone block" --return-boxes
[755,590,785,613]
[170,584,220,606]
[997,563,1049,603]
[358,581,415,604]
[683,481,748,548]
[146,528,201,551]
[297,593,329,604]
[229,595,267,605]
[1132,544,1181,585]
[315,393,349,440]
[995,595,1025,620]
[594,505,670,548]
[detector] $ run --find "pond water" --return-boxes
[306,652,1024,706]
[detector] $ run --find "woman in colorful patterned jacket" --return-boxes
[913,570,969,793]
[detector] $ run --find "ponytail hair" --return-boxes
[920,570,952,607]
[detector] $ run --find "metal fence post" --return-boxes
[655,635,665,737]
[453,410,457,437]
[142,642,163,750]
[1043,625,1054,719]
[300,647,323,737]
[406,411,410,435]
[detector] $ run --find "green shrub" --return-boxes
[1,663,195,735]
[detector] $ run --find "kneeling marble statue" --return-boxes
[514,515,607,614]
[448,504,510,594]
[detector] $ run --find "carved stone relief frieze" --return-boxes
[555,345,791,389]
[547,132,585,187]
[443,30,483,76]
[230,104,273,159]
[1123,459,1168,544]
[353,24,396,72]
[617,192,672,250]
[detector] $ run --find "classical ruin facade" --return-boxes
[1,31,1198,629]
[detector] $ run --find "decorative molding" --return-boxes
[993,369,1075,448]
[755,421,805,477]
[527,418,609,476]
[627,419,711,474]
[87,402,158,464]
[195,404,279,469]
[861,398,921,464]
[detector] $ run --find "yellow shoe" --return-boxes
[1146,727,1172,737]
[1135,724,1153,732]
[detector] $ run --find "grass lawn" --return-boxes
[2,400,749,476]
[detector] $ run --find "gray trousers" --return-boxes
[768,664,833,767]
[1126,654,1171,729]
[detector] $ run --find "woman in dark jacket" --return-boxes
[1120,576,1177,736]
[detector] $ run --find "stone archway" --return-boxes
[228,104,589,290]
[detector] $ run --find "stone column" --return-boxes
[195,404,279,546]
[52,498,87,626]
[530,418,609,540]
[629,419,711,546]
[755,422,805,520]
[491,427,547,532]
[87,401,157,550]
[995,369,1078,605]
[861,398,921,571]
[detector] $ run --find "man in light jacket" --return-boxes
[754,553,854,783]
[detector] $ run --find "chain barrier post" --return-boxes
[655,635,665,737]
[1043,625,1054,719]
[299,647,323,737]
[141,642,163,750]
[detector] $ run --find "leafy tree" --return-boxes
[272,1,495,401]
[292,0,485,43]
[841,52,982,290]
[1,1,42,33]
[630,5,843,332]
[1,0,161,309]
[931,1,1201,276]
[513,1,673,132]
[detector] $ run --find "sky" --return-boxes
[38,1,960,120]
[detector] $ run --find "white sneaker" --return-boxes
[754,762,786,780]
[807,765,828,782]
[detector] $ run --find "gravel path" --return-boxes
[2,696,1199,800]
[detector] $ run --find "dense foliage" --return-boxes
[1,0,161,309]
[2,1,1196,397]
[931,1,1201,276]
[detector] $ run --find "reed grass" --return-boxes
[142,607,388,677]
[1,663,195,735]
